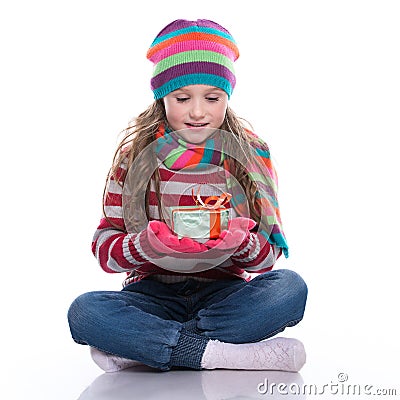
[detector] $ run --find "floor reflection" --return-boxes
[78,366,306,400]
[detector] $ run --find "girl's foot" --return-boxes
[90,347,143,373]
[201,337,306,372]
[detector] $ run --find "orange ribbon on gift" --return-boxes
[191,188,232,239]
[191,187,232,209]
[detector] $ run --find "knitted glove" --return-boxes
[204,217,257,251]
[147,220,208,253]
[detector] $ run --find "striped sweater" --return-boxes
[92,161,281,285]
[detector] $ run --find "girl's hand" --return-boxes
[204,217,257,251]
[147,221,208,253]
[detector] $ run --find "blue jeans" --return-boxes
[67,269,307,371]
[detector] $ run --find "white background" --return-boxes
[1,0,399,399]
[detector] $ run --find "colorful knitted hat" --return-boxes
[147,19,239,99]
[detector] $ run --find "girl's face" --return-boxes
[163,85,228,142]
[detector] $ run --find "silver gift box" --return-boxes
[169,206,230,242]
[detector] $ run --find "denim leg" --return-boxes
[194,269,308,344]
[67,279,209,371]
[68,270,307,370]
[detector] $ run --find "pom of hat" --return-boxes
[147,19,239,99]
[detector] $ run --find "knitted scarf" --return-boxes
[154,125,289,257]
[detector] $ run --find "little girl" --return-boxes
[68,19,308,373]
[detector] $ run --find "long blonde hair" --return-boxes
[103,100,262,229]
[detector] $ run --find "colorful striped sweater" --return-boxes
[92,162,282,285]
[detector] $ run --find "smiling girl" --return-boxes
[68,19,308,373]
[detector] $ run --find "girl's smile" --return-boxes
[185,122,209,128]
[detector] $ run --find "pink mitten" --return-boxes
[205,217,257,251]
[147,221,207,253]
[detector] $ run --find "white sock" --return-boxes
[200,337,306,372]
[90,347,143,373]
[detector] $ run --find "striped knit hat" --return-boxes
[146,19,239,99]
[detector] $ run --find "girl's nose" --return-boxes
[189,99,206,120]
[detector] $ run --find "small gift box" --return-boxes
[169,190,232,242]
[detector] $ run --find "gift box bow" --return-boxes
[170,190,232,240]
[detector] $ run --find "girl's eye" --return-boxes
[176,97,189,102]
[206,97,219,102]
